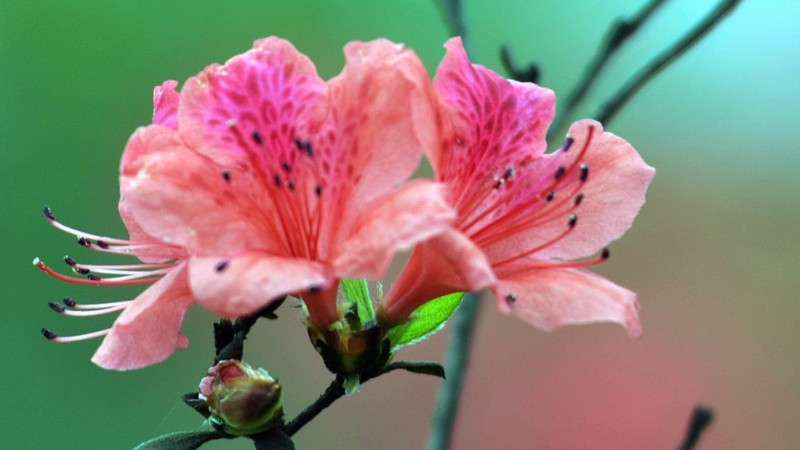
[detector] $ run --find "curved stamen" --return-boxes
[34,258,161,285]
[49,301,130,317]
[516,247,610,270]
[68,261,176,272]
[78,239,183,256]
[491,214,578,268]
[459,129,593,240]
[62,297,131,310]
[41,327,110,343]
[43,206,132,245]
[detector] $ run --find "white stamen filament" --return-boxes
[58,303,131,317]
[47,219,132,245]
[49,328,111,343]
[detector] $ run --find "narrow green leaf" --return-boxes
[133,430,227,450]
[341,279,374,324]
[387,292,465,351]
[385,360,446,379]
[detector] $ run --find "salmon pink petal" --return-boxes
[483,120,655,264]
[92,263,194,370]
[119,123,181,172]
[381,228,495,322]
[494,267,641,338]
[120,141,282,256]
[152,80,179,129]
[321,39,440,232]
[117,198,187,263]
[189,252,332,319]
[333,180,455,280]
[178,37,324,165]
[432,37,555,206]
[115,126,189,262]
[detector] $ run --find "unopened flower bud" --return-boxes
[199,360,283,436]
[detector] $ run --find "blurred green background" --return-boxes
[2,0,798,448]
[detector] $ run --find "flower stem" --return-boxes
[434,0,468,42]
[283,376,345,436]
[283,361,444,436]
[548,0,670,140]
[676,405,715,450]
[594,0,743,125]
[427,293,482,450]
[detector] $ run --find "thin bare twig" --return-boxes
[427,294,481,450]
[549,0,670,139]
[676,405,715,450]
[596,0,743,125]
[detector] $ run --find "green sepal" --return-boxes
[341,278,374,325]
[387,292,465,351]
[342,374,361,396]
[182,392,211,419]
[132,430,228,450]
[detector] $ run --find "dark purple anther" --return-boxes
[43,206,56,221]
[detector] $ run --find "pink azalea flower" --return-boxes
[37,38,454,369]
[380,38,655,337]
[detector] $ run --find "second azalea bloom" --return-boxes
[121,37,454,331]
[381,38,655,336]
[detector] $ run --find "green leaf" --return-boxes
[387,292,465,351]
[385,361,446,379]
[251,428,295,450]
[133,430,227,450]
[341,279,374,324]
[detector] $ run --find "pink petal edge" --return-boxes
[381,228,496,322]
[332,180,456,280]
[494,267,642,338]
[189,252,332,318]
[92,263,194,370]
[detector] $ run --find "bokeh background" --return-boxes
[2,0,798,448]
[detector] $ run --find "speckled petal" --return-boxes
[432,37,555,207]
[495,267,641,338]
[189,252,332,319]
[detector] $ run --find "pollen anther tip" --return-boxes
[43,206,56,221]
[41,328,58,340]
[48,302,66,313]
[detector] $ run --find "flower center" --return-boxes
[452,125,609,270]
